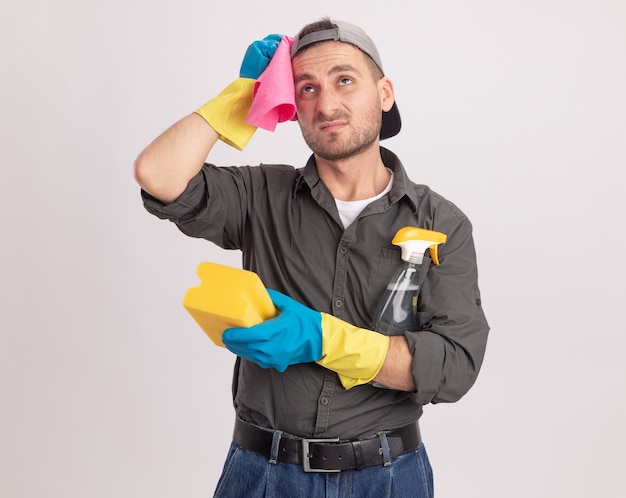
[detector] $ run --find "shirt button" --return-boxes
[320,397,329,406]
[334,299,344,308]
[339,247,348,255]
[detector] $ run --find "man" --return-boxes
[134,18,489,498]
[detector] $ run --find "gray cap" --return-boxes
[291,20,401,140]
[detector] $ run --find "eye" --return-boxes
[339,76,354,86]
[296,84,316,99]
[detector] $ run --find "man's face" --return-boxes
[292,41,391,161]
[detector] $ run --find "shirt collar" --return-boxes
[296,147,418,214]
[380,147,418,213]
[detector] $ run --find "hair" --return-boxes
[295,17,384,81]
[296,16,336,39]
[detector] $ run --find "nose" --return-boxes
[315,87,341,118]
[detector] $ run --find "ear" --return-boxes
[378,76,395,112]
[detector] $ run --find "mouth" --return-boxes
[319,120,347,133]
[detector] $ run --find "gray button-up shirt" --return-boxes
[142,147,489,439]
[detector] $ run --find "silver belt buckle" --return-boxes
[301,437,340,472]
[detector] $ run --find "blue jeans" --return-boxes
[213,440,434,497]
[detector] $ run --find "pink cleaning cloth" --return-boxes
[245,35,297,131]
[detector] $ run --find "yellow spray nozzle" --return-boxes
[392,227,447,265]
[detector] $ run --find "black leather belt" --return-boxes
[233,418,421,472]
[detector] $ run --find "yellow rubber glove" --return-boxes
[194,78,257,150]
[221,289,389,389]
[193,35,283,150]
[317,313,390,389]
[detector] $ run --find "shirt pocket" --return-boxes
[361,247,403,327]
[366,249,434,334]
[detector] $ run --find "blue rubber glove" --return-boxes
[239,34,283,79]
[222,290,390,389]
[222,289,322,372]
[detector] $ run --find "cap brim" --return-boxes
[380,101,401,140]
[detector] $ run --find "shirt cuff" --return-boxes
[140,172,207,222]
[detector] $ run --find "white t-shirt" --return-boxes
[335,170,394,228]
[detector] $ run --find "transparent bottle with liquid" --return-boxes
[372,254,422,335]
[372,227,447,336]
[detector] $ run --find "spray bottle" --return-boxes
[372,227,447,336]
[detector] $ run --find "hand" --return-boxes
[223,290,390,389]
[239,34,283,79]
[222,289,323,372]
[194,34,284,150]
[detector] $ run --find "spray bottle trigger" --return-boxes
[429,245,441,265]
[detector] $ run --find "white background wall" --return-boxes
[2,1,625,497]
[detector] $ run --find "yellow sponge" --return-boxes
[183,262,276,347]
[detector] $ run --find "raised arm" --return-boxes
[134,114,219,204]
[133,34,284,204]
